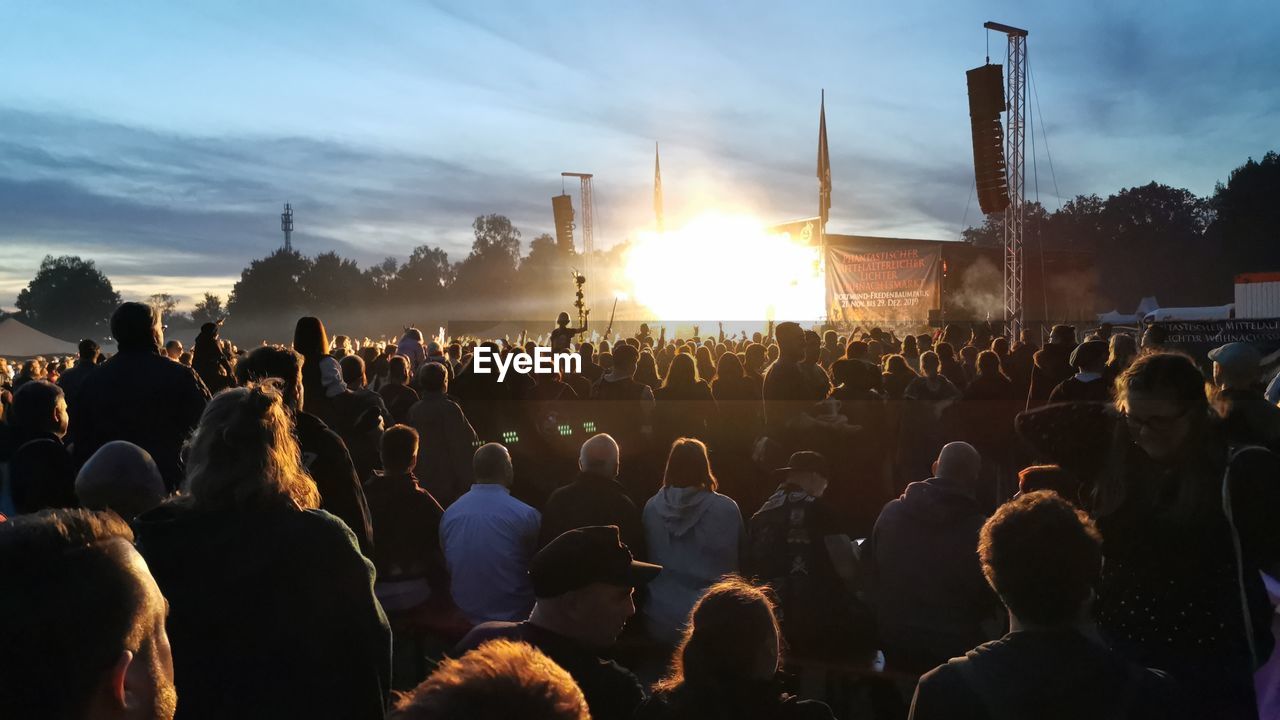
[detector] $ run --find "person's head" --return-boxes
[845,340,868,361]
[1142,324,1168,349]
[339,354,367,389]
[381,424,419,476]
[418,361,448,393]
[656,577,781,694]
[610,343,639,377]
[1050,324,1077,346]
[472,443,514,487]
[389,640,588,720]
[662,352,698,389]
[598,351,614,372]
[0,509,176,720]
[183,383,320,512]
[528,525,661,648]
[1208,342,1262,390]
[1108,333,1138,368]
[292,316,329,360]
[1019,328,1036,346]
[1115,352,1210,461]
[579,342,595,362]
[662,438,717,491]
[991,336,1010,355]
[885,353,911,376]
[935,342,956,362]
[112,302,163,352]
[766,343,779,363]
[234,345,303,412]
[164,340,182,361]
[980,491,1102,628]
[744,343,766,372]
[76,442,167,520]
[802,330,822,363]
[920,350,940,377]
[1069,340,1109,374]
[1098,322,1114,340]
[918,334,934,351]
[779,450,829,496]
[774,322,804,359]
[79,338,102,363]
[960,344,980,366]
[579,433,620,479]
[932,442,982,487]
[1016,464,1079,502]
[902,334,918,355]
[388,355,411,386]
[556,312,571,328]
[976,350,1005,379]
[11,380,68,438]
[715,351,744,383]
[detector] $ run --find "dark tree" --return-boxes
[452,215,522,308]
[299,251,372,313]
[227,249,312,320]
[1210,151,1280,275]
[389,245,452,304]
[191,293,225,326]
[15,255,122,340]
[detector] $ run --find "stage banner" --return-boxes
[826,239,940,326]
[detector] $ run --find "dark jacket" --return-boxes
[362,470,446,587]
[6,430,76,514]
[1026,343,1073,410]
[408,392,478,507]
[864,477,999,674]
[377,382,419,425]
[1048,375,1111,404]
[910,628,1179,720]
[134,503,391,720]
[538,471,645,557]
[458,621,644,720]
[69,347,210,491]
[295,411,374,557]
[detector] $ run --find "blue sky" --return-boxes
[1,0,1276,309]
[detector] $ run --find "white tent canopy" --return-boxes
[0,317,80,358]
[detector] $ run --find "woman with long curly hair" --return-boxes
[134,382,391,720]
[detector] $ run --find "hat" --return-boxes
[774,450,829,478]
[1068,340,1108,369]
[529,526,661,598]
[1208,342,1261,372]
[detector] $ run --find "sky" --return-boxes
[1,0,1277,310]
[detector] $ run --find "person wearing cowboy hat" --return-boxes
[745,451,872,663]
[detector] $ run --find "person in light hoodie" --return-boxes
[641,437,744,645]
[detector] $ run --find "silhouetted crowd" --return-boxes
[3,303,1280,719]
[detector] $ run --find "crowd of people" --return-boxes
[2,301,1280,719]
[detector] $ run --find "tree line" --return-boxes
[6,151,1278,343]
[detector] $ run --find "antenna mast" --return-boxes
[281,202,295,253]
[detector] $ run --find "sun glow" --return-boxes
[623,212,823,324]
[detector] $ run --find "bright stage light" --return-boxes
[623,212,823,325]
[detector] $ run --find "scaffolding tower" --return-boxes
[561,172,595,312]
[985,21,1028,338]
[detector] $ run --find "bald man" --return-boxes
[76,441,168,520]
[440,443,541,624]
[862,442,1001,675]
[537,434,645,557]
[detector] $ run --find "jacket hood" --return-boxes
[898,477,982,525]
[649,485,714,537]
